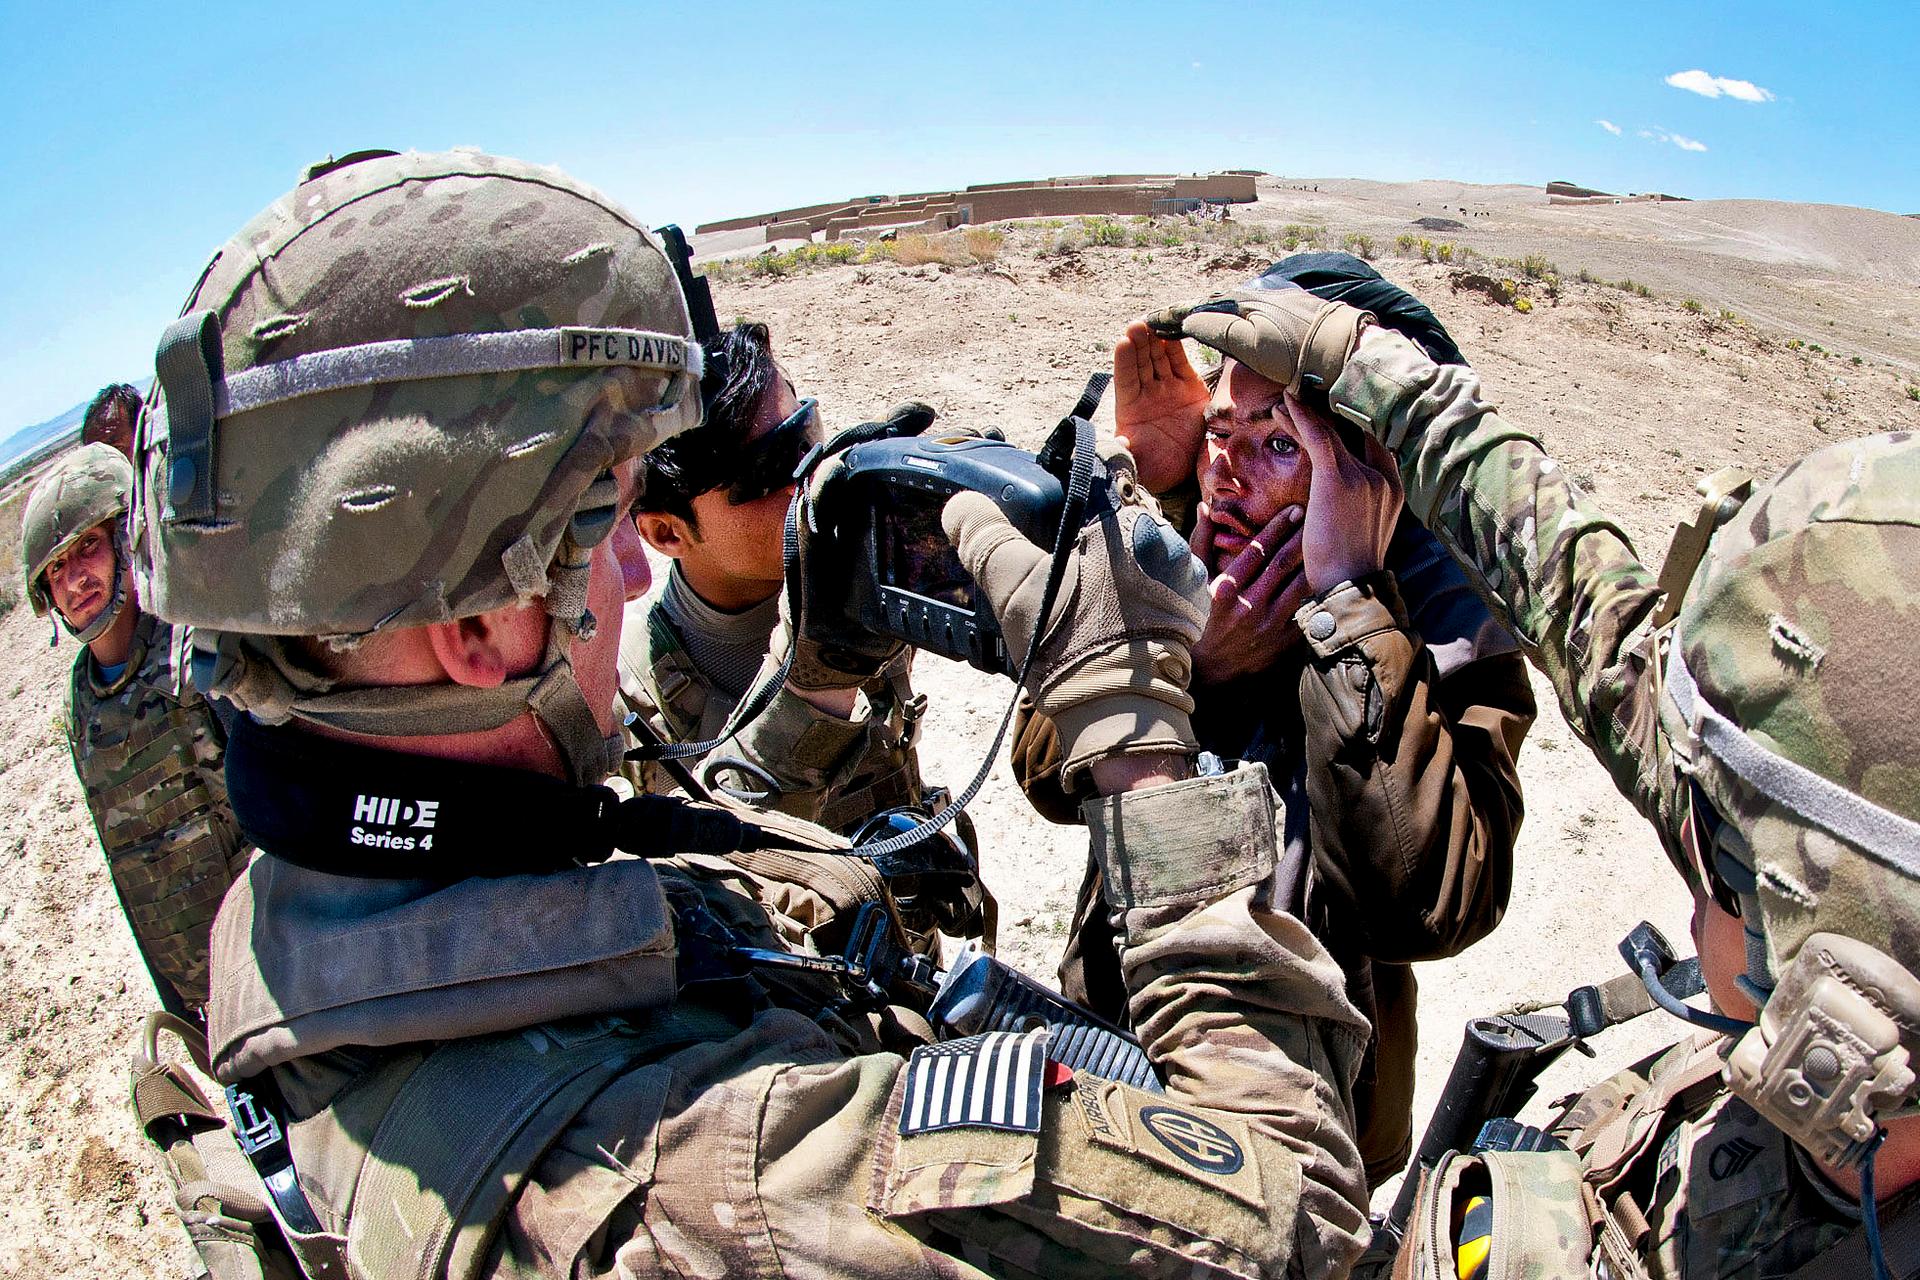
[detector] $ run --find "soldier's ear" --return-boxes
[635,512,696,559]
[424,609,532,690]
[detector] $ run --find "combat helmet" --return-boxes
[1656,431,1920,1169]
[21,442,135,643]
[133,149,704,784]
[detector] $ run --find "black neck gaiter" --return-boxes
[225,714,768,879]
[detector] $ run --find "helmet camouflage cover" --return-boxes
[1661,432,1920,977]
[22,442,134,638]
[133,149,703,782]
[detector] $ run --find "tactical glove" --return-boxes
[942,489,1208,782]
[1146,289,1373,400]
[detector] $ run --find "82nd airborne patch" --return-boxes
[1139,1104,1245,1175]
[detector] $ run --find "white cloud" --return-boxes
[1665,68,1774,102]
[1638,127,1709,153]
[1596,119,1622,135]
[1191,61,1203,69]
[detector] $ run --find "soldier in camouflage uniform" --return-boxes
[129,149,1379,1279]
[1146,285,1920,1277]
[21,442,243,1022]
[620,320,939,833]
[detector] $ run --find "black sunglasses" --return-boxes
[723,397,821,506]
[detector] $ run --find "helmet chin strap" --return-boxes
[277,634,623,787]
[205,504,626,787]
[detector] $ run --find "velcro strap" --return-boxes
[132,1060,222,1138]
[1652,466,1752,629]
[154,309,225,523]
[1086,764,1277,910]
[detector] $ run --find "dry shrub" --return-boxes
[892,229,1006,267]
[963,228,1004,262]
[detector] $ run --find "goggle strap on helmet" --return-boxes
[154,310,226,522]
[153,310,702,525]
[1667,644,1920,873]
[1651,466,1753,630]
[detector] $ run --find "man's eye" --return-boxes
[1267,436,1298,456]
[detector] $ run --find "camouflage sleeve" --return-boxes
[740,763,1373,1278]
[1080,764,1372,1274]
[1293,574,1533,960]
[1327,329,1688,866]
[703,665,883,827]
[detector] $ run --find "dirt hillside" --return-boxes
[2,175,1915,1276]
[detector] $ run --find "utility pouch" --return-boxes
[1402,1147,1608,1280]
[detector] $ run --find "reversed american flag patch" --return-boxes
[900,1029,1049,1136]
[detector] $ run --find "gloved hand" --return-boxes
[884,400,939,436]
[942,490,1208,782]
[1146,288,1373,400]
[771,575,902,694]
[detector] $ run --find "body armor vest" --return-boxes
[67,612,246,1009]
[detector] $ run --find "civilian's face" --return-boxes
[43,520,120,630]
[1195,360,1313,570]
[85,408,135,461]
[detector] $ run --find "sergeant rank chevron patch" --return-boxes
[900,1028,1050,1135]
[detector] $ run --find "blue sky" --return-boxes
[2,0,1915,431]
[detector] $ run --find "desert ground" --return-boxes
[1,174,1916,1276]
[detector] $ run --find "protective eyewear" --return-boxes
[724,397,821,506]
